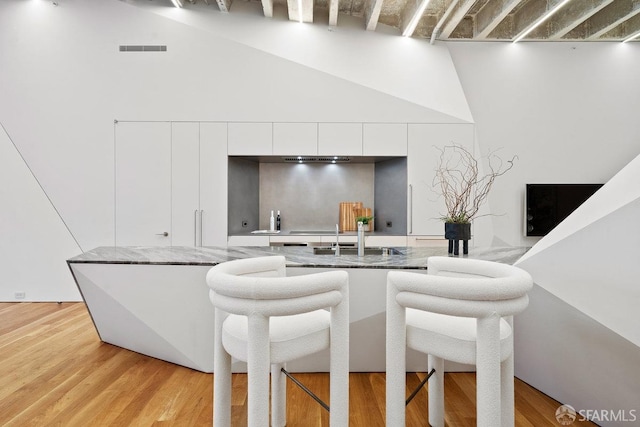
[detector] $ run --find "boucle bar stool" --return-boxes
[386,256,533,427]
[206,256,349,427]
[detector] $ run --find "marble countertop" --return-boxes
[67,245,530,270]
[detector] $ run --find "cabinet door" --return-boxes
[227,122,272,155]
[363,123,407,156]
[407,124,474,236]
[115,121,172,246]
[200,122,228,246]
[273,123,318,156]
[318,123,362,156]
[227,235,270,246]
[171,122,200,246]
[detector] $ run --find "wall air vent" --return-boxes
[282,157,351,163]
[119,45,167,52]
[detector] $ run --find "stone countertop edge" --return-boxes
[67,246,530,270]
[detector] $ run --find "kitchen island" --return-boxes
[68,245,528,373]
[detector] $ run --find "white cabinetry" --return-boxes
[171,122,201,246]
[228,122,272,155]
[318,123,362,156]
[363,123,407,156]
[227,235,270,246]
[407,124,474,236]
[115,121,227,247]
[200,122,228,246]
[273,123,318,155]
[115,122,172,246]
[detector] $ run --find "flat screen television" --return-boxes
[525,183,603,237]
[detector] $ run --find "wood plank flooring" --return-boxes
[0,302,596,426]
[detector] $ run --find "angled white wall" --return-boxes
[0,124,81,301]
[448,43,640,248]
[132,0,473,124]
[514,154,640,425]
[517,153,640,346]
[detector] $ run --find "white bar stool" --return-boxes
[386,256,533,427]
[206,255,349,427]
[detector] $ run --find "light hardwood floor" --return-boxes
[0,302,596,426]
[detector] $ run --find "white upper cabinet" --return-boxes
[273,123,318,156]
[407,123,474,236]
[363,123,407,156]
[318,123,363,156]
[228,122,272,155]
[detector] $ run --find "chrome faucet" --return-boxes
[357,221,365,256]
[335,224,340,256]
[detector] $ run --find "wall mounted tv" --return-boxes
[525,183,603,237]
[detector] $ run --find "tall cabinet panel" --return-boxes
[115,121,172,246]
[407,124,474,236]
[171,122,200,246]
[115,121,227,247]
[200,122,228,246]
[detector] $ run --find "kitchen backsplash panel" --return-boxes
[259,163,375,231]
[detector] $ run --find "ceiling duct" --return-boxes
[119,45,167,52]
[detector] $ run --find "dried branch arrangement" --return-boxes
[433,144,517,224]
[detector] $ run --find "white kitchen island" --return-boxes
[67,245,528,373]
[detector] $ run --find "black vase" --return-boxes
[444,222,471,255]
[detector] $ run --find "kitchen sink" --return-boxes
[313,247,400,256]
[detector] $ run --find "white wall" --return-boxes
[0,0,465,300]
[448,42,640,248]
[1,1,640,301]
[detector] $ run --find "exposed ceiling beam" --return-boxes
[287,0,313,23]
[401,0,432,37]
[623,27,640,41]
[215,0,232,13]
[364,0,384,31]
[617,11,640,40]
[329,0,340,26]
[541,0,615,39]
[585,0,640,39]
[437,0,476,39]
[474,0,521,39]
[260,0,273,17]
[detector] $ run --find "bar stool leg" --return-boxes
[271,363,286,427]
[428,355,445,427]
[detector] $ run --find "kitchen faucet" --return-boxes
[335,224,340,256]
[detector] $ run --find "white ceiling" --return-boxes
[163,0,640,42]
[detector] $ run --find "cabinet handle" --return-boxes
[156,232,169,237]
[194,209,198,247]
[408,184,413,234]
[200,210,204,247]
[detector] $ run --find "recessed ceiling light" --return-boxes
[513,0,571,43]
[623,31,640,43]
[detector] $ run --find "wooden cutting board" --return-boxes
[339,202,362,232]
